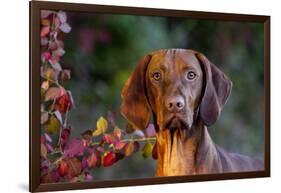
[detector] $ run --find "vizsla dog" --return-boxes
[120,49,263,176]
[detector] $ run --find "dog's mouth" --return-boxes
[162,115,192,152]
[164,115,190,131]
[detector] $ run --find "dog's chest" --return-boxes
[155,129,197,176]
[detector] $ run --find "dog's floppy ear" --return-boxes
[120,55,152,130]
[196,53,232,126]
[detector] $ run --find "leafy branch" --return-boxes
[39,10,157,183]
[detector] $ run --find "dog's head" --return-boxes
[120,49,232,132]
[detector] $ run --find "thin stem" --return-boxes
[63,104,70,128]
[91,137,156,146]
[122,137,156,142]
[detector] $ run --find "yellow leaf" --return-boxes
[142,142,153,158]
[92,116,108,137]
[45,114,61,134]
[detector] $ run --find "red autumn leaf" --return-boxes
[60,127,71,150]
[40,26,50,37]
[114,141,126,150]
[42,51,51,61]
[103,151,116,167]
[102,134,111,144]
[115,152,125,161]
[86,153,97,168]
[54,92,72,114]
[67,157,82,177]
[64,138,84,157]
[152,143,158,160]
[57,159,69,177]
[102,133,119,144]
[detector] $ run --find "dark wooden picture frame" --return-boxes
[30,1,270,192]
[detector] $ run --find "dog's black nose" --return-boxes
[166,96,185,112]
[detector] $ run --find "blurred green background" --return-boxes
[62,12,264,180]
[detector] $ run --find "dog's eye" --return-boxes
[152,72,161,81]
[187,71,196,80]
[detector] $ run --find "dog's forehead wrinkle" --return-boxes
[150,50,202,75]
[176,52,202,72]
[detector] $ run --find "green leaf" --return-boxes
[92,116,108,137]
[141,142,153,159]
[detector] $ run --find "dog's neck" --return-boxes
[155,121,222,176]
